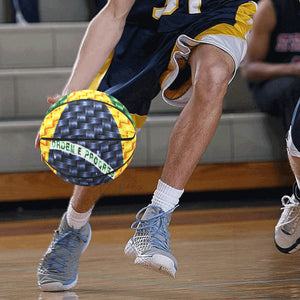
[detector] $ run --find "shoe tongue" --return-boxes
[59,216,72,233]
[142,206,161,220]
[289,195,299,205]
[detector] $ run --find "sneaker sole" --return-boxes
[124,238,176,278]
[274,235,300,254]
[38,224,92,292]
[135,254,176,278]
[39,275,78,292]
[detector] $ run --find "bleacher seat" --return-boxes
[0,8,292,201]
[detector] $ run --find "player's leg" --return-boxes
[125,0,257,275]
[37,23,163,291]
[125,43,235,276]
[37,184,106,291]
[161,43,234,189]
[275,97,300,253]
[251,76,300,131]
[38,109,139,291]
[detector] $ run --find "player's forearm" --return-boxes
[242,61,298,81]
[62,6,130,95]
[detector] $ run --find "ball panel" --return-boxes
[120,138,136,164]
[44,160,57,175]
[40,104,67,162]
[106,105,136,140]
[114,136,136,179]
[44,90,114,117]
[50,100,123,141]
[54,171,114,186]
[67,90,115,108]
[107,94,134,124]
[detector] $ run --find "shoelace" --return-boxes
[279,195,300,233]
[45,229,88,273]
[131,205,178,252]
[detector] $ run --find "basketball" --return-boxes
[39,90,136,186]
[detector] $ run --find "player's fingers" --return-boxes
[34,132,45,162]
[47,94,61,105]
[34,130,40,149]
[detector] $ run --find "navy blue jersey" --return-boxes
[249,0,300,105]
[97,0,253,31]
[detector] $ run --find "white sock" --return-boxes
[151,179,184,212]
[66,198,93,229]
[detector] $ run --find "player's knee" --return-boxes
[192,63,230,102]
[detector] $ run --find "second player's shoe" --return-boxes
[37,213,91,291]
[124,205,177,277]
[274,182,300,253]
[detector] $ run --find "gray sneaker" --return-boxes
[124,205,178,277]
[37,213,91,291]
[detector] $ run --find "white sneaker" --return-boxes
[274,183,300,253]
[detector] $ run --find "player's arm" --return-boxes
[241,0,300,81]
[62,0,135,95]
[35,0,135,149]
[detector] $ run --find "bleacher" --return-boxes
[0,0,294,202]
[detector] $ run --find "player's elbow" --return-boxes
[104,0,134,21]
[240,60,253,81]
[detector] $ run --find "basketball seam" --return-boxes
[40,135,136,142]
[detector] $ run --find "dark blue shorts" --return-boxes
[90,0,257,128]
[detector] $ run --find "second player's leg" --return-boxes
[275,97,300,253]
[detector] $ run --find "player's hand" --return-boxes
[294,62,300,78]
[35,95,63,162]
[47,94,62,105]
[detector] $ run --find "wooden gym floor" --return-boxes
[1,190,300,300]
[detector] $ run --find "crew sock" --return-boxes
[151,179,184,212]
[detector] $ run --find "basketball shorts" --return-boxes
[89,1,257,129]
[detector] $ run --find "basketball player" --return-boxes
[35,0,257,291]
[242,0,300,132]
[241,0,300,254]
